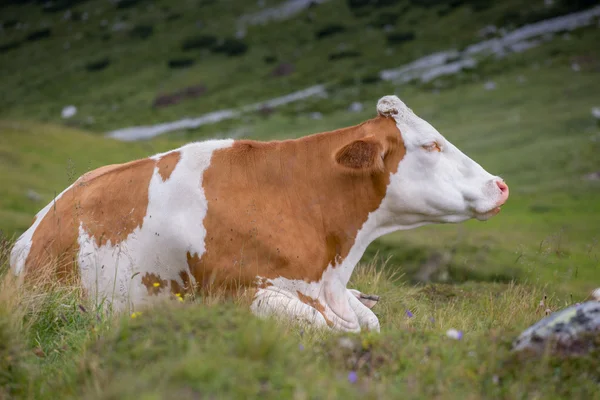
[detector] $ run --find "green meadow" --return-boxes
[1,0,599,398]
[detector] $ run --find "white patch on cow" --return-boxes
[9,183,75,276]
[375,95,507,225]
[252,262,380,333]
[251,286,330,328]
[77,139,234,313]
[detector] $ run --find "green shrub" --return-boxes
[315,24,346,39]
[85,57,111,72]
[168,57,196,69]
[26,28,52,42]
[181,34,218,51]
[386,30,416,45]
[129,24,154,40]
[212,38,248,56]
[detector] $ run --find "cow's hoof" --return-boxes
[348,289,380,309]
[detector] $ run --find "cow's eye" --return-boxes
[421,142,441,152]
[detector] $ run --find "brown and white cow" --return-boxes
[10,95,509,332]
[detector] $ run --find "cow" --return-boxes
[9,95,509,332]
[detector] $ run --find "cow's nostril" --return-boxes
[496,180,508,194]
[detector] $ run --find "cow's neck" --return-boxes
[270,116,403,286]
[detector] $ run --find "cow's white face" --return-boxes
[378,95,509,227]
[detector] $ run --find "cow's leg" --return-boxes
[250,287,329,329]
[347,289,381,332]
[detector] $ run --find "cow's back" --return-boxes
[9,140,234,310]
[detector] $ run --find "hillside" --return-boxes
[1,0,600,399]
[0,0,598,132]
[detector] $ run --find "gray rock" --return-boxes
[513,301,600,356]
[583,171,600,181]
[478,25,498,39]
[484,81,496,90]
[347,102,363,113]
[111,22,128,32]
[27,189,42,202]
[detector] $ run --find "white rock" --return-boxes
[61,105,77,119]
[348,102,364,113]
[591,107,600,120]
[484,81,496,90]
[309,112,323,120]
[572,62,581,72]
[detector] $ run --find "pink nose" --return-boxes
[496,180,509,205]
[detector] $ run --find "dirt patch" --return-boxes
[152,84,207,108]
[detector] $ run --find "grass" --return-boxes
[1,0,600,398]
[1,249,599,400]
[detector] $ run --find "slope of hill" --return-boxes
[1,0,598,131]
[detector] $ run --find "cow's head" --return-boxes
[351,95,508,228]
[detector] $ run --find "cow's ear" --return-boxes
[334,136,384,172]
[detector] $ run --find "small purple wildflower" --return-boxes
[429,317,435,323]
[298,344,304,351]
[347,371,358,384]
[406,310,414,318]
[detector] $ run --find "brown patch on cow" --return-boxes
[192,114,405,290]
[297,291,334,327]
[170,270,193,296]
[22,157,156,283]
[141,272,168,296]
[157,151,181,181]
